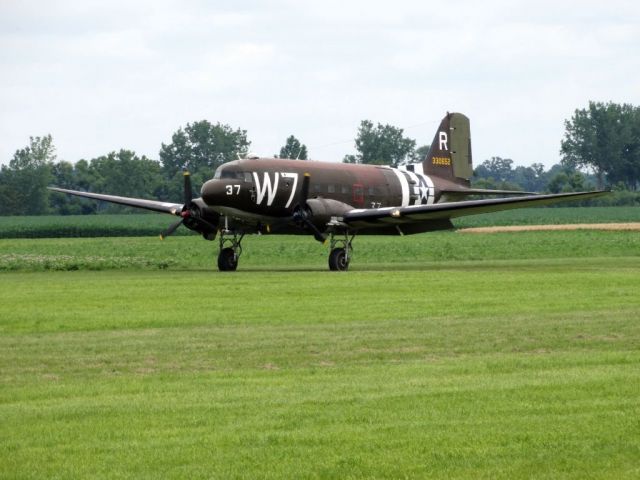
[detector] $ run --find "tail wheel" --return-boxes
[329,247,349,271]
[217,247,238,271]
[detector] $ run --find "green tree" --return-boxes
[512,163,547,192]
[276,135,308,159]
[474,157,515,182]
[0,135,55,215]
[547,170,587,193]
[415,144,430,161]
[50,161,90,214]
[52,159,99,214]
[343,120,416,167]
[561,101,640,189]
[471,177,523,192]
[160,120,250,198]
[88,150,166,212]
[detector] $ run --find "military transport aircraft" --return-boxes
[50,112,607,271]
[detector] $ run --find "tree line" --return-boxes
[1,101,638,215]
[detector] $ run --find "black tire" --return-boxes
[217,247,238,271]
[328,247,349,271]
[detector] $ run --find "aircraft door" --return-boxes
[352,184,364,206]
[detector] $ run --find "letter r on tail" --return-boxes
[439,132,448,151]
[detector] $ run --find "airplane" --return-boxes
[50,112,608,271]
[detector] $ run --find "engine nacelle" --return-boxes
[182,198,220,240]
[305,198,353,226]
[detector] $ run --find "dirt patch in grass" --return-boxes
[459,223,640,233]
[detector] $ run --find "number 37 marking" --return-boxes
[225,185,240,195]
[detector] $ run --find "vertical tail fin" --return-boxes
[422,112,473,187]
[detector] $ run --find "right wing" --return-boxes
[343,191,608,228]
[48,187,183,215]
[442,187,537,195]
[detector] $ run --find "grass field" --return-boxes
[0,229,639,271]
[1,227,639,478]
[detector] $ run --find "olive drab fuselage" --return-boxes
[201,158,441,233]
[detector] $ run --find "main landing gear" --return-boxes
[328,231,355,272]
[217,229,244,271]
[214,222,355,272]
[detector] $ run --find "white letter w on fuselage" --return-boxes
[252,171,279,206]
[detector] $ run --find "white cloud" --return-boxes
[1,0,639,169]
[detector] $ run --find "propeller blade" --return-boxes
[303,217,327,243]
[183,171,193,204]
[160,218,184,240]
[293,173,325,242]
[300,172,310,204]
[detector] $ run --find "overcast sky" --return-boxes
[1,0,639,169]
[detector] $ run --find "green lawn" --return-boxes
[1,229,639,271]
[1,233,639,478]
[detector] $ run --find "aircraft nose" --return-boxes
[201,179,227,206]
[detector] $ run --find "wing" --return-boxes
[48,187,183,215]
[442,187,537,195]
[343,191,609,228]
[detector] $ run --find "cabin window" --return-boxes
[327,184,336,194]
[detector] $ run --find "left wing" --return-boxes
[48,187,183,215]
[343,191,608,228]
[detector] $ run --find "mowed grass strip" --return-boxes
[1,229,639,272]
[1,253,639,478]
[0,257,638,333]
[2,352,638,479]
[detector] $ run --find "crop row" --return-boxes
[0,206,638,239]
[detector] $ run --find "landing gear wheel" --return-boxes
[218,247,238,271]
[329,247,349,271]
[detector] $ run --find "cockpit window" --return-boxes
[219,170,244,179]
[213,169,251,181]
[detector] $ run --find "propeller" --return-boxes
[293,173,327,243]
[160,171,217,240]
[160,219,183,239]
[183,169,193,203]
[160,210,190,239]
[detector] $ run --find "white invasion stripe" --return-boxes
[422,174,434,189]
[391,168,410,207]
[423,174,435,204]
[404,171,421,205]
